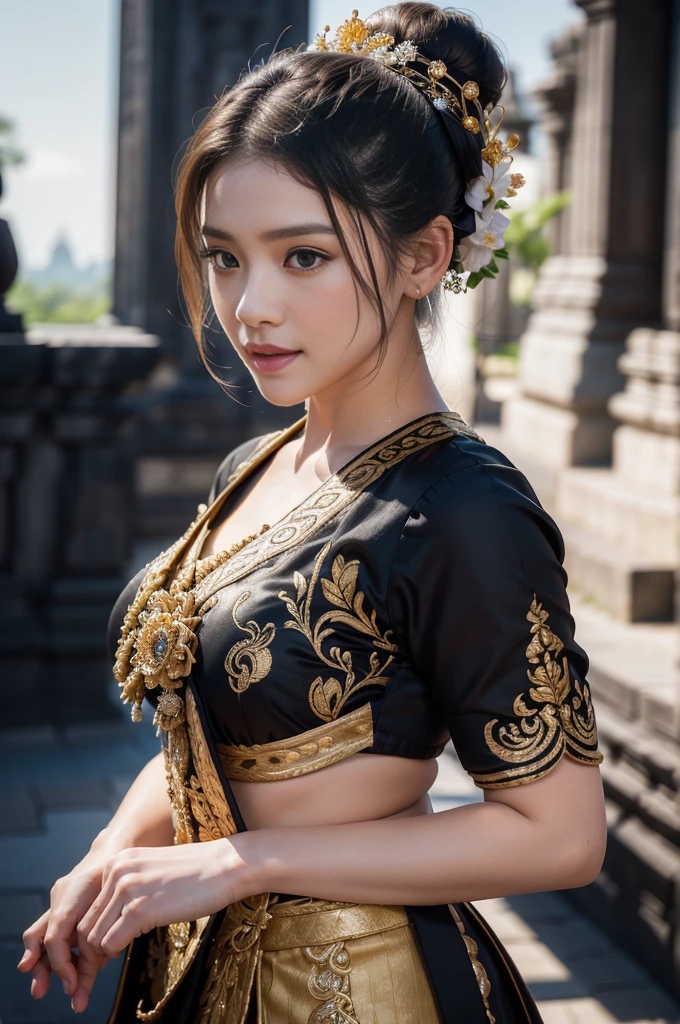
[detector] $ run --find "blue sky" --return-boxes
[0,0,582,270]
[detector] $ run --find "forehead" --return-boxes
[205,158,329,227]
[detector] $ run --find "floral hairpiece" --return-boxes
[308,10,526,292]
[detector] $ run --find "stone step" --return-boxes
[561,520,675,622]
[557,466,680,563]
[596,704,680,791]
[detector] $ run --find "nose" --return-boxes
[235,268,284,329]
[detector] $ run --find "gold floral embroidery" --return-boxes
[197,895,271,1024]
[305,941,360,1024]
[223,590,276,693]
[137,717,211,1020]
[278,542,398,722]
[185,688,238,841]
[471,595,602,789]
[449,906,495,1023]
[136,691,238,1020]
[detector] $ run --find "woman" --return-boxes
[19,5,606,1022]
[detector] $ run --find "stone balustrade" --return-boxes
[1,324,159,727]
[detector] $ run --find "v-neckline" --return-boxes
[200,408,454,559]
[186,408,481,606]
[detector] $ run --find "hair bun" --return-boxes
[366,2,506,111]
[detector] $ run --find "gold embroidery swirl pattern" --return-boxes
[305,941,360,1024]
[224,590,276,693]
[472,596,602,789]
[278,543,398,722]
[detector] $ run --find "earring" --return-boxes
[415,284,421,297]
[442,269,466,294]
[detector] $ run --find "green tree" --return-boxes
[504,191,572,268]
[6,280,110,325]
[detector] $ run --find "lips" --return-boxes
[244,343,301,375]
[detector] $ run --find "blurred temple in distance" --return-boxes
[491,0,680,1000]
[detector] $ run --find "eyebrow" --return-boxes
[201,223,336,242]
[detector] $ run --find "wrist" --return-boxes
[227,830,285,899]
[88,825,137,861]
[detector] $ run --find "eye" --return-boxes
[199,247,238,271]
[286,248,327,271]
[212,249,238,271]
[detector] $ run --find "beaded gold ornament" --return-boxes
[113,513,269,731]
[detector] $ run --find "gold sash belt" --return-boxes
[216,703,374,781]
[261,898,410,950]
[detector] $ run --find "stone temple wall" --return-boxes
[496,0,680,998]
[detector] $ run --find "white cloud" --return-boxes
[23,148,85,181]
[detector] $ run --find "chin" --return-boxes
[250,376,311,409]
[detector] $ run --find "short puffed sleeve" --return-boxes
[388,454,603,789]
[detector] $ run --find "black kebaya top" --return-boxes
[108,411,602,789]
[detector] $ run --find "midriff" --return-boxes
[230,752,438,830]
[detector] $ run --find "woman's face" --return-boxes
[202,158,408,407]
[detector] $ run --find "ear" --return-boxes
[403,215,454,299]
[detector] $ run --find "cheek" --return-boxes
[208,273,238,333]
[305,266,382,363]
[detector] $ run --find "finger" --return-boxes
[75,936,107,995]
[98,898,149,957]
[30,952,51,1000]
[83,865,132,954]
[78,869,119,942]
[71,946,106,1014]
[87,892,125,955]
[43,916,79,996]
[20,911,50,972]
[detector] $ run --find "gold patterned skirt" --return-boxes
[252,898,440,1024]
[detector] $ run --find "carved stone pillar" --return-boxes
[538,25,580,256]
[113,0,308,538]
[554,0,680,621]
[502,0,674,467]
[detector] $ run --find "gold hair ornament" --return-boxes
[309,10,526,292]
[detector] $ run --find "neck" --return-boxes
[299,300,449,474]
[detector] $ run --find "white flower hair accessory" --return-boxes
[308,10,527,292]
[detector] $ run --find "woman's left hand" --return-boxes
[78,839,249,957]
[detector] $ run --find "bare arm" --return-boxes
[79,756,606,970]
[238,757,606,905]
[94,750,174,851]
[19,751,172,1013]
